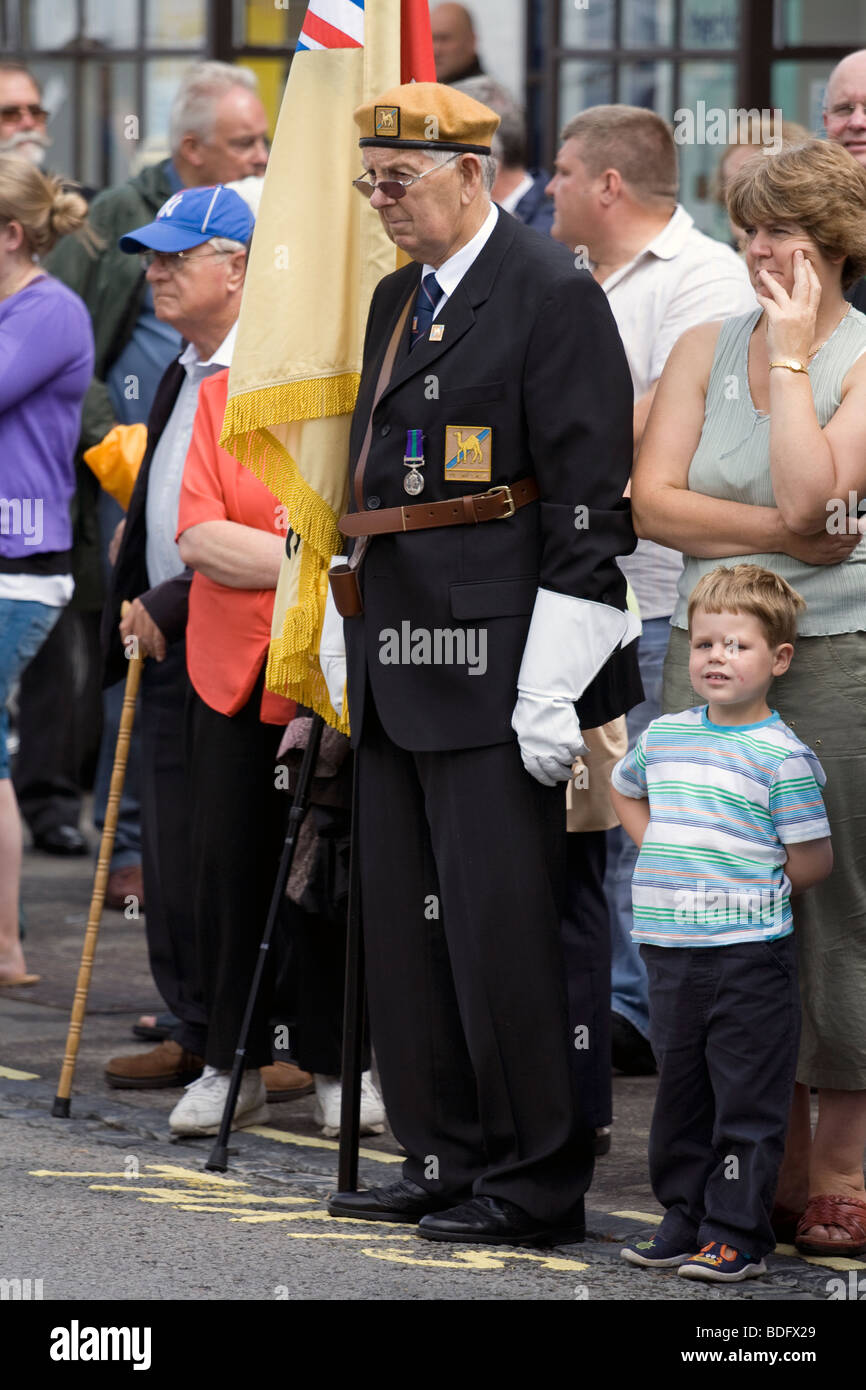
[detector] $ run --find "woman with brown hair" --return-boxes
[0,155,93,986]
[713,117,811,252]
[632,138,866,1255]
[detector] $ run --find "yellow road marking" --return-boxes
[610,1210,662,1224]
[31,1165,247,1187]
[361,1247,589,1272]
[246,1126,403,1164]
[139,1163,248,1187]
[0,1065,39,1080]
[89,1184,310,1205]
[793,1252,866,1271]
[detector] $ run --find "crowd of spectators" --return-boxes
[1,4,864,1263]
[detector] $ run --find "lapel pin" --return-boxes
[429,324,445,342]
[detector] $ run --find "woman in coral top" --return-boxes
[171,367,384,1138]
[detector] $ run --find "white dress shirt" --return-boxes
[145,321,237,588]
[602,205,756,618]
[423,203,499,318]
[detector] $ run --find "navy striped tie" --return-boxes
[410,272,441,349]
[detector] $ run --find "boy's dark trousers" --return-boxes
[641,936,800,1259]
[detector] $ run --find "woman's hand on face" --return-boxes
[757,248,821,362]
[781,516,864,566]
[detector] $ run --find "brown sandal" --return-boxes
[795,1193,866,1256]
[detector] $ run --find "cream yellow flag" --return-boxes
[220,0,417,732]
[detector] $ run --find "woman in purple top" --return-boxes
[0,155,94,986]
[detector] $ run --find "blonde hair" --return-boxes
[687,565,806,648]
[560,105,678,204]
[0,155,94,258]
[726,138,866,289]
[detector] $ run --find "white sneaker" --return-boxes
[169,1064,270,1136]
[313,1070,386,1138]
[360,1071,386,1135]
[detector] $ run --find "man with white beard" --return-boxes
[0,64,51,168]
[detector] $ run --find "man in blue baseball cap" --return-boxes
[118,181,255,255]
[102,182,266,1094]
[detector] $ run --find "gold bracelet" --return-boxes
[769,359,809,374]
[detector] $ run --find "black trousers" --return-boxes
[139,641,207,1057]
[561,830,612,1130]
[357,699,593,1224]
[642,936,800,1258]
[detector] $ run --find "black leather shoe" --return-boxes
[33,825,89,857]
[417,1195,586,1247]
[611,1011,657,1075]
[328,1179,456,1224]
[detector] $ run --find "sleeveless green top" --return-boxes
[672,305,866,635]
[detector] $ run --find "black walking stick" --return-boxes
[337,754,365,1191]
[205,712,325,1172]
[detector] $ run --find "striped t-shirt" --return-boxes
[610,707,830,946]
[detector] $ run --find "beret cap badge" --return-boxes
[375,106,400,138]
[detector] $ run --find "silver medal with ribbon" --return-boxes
[403,428,425,496]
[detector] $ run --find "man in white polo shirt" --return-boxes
[548,105,756,1075]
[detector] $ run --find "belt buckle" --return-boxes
[484,484,515,519]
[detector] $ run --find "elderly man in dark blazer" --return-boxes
[324,83,640,1245]
[102,185,253,1091]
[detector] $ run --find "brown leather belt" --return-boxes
[339,477,539,538]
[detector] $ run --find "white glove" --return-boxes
[512,589,640,787]
[320,556,347,717]
[512,693,586,786]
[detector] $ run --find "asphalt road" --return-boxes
[2,829,864,1346]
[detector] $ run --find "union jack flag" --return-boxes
[296,0,364,51]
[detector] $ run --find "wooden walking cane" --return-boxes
[52,601,144,1117]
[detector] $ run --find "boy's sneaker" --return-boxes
[169,1065,269,1135]
[621,1234,696,1267]
[678,1242,767,1282]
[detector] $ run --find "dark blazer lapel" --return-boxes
[381,207,518,401]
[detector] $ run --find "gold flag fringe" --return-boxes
[220,384,354,734]
[266,539,351,736]
[220,373,359,465]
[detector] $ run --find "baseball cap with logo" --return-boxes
[118,184,254,254]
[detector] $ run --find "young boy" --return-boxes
[610,565,832,1283]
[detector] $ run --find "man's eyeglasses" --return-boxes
[826,101,866,120]
[0,104,48,123]
[352,152,461,200]
[140,247,229,272]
